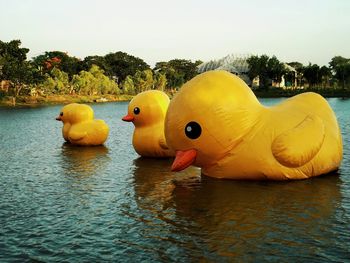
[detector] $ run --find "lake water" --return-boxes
[0,98,349,262]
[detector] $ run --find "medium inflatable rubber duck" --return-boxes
[122,90,174,158]
[165,70,343,180]
[56,103,109,146]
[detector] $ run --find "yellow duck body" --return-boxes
[122,90,174,158]
[165,70,343,180]
[56,103,109,146]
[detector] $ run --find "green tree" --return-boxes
[329,56,350,89]
[32,51,82,79]
[71,71,93,95]
[132,69,154,93]
[287,62,304,87]
[71,65,118,95]
[104,52,150,83]
[154,59,199,89]
[154,71,167,91]
[89,64,119,95]
[154,61,177,88]
[319,66,332,88]
[168,59,199,83]
[247,55,270,89]
[267,56,286,86]
[82,56,110,73]
[246,55,260,83]
[122,75,135,94]
[247,55,287,89]
[41,67,70,94]
[303,63,320,87]
[154,59,191,88]
[287,62,303,71]
[0,40,42,96]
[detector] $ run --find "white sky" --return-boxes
[1,0,349,67]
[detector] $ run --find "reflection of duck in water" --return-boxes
[61,143,110,177]
[132,158,199,209]
[122,90,174,158]
[171,173,342,259]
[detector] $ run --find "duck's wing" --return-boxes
[271,115,325,167]
[68,128,88,141]
[158,137,169,150]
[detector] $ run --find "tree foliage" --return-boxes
[40,67,70,94]
[71,65,119,95]
[319,66,332,88]
[154,59,199,89]
[247,55,286,89]
[154,71,167,91]
[267,56,286,85]
[82,56,111,73]
[121,75,135,94]
[302,64,320,87]
[32,51,82,79]
[0,40,42,96]
[104,51,150,83]
[286,62,304,87]
[2,38,350,98]
[133,69,154,93]
[329,56,350,89]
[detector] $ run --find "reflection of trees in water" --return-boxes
[171,173,342,259]
[60,143,110,177]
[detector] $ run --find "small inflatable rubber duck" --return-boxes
[56,103,109,146]
[122,90,174,158]
[165,70,343,180]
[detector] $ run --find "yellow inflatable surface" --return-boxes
[165,70,343,180]
[122,90,174,158]
[56,103,109,146]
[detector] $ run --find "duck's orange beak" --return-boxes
[171,149,197,172]
[122,114,134,122]
[55,116,62,121]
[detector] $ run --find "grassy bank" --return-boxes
[254,87,350,98]
[1,87,350,107]
[0,94,134,107]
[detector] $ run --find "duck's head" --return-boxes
[56,103,94,124]
[165,70,262,172]
[122,90,170,127]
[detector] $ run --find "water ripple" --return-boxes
[0,100,350,262]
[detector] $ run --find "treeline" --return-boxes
[0,40,202,97]
[1,39,350,99]
[247,55,350,90]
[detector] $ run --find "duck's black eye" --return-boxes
[133,107,140,115]
[60,112,63,116]
[185,121,202,139]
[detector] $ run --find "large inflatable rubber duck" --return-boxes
[56,103,109,146]
[165,70,343,180]
[122,90,174,158]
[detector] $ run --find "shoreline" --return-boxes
[1,88,350,107]
[253,87,350,98]
[0,94,134,107]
